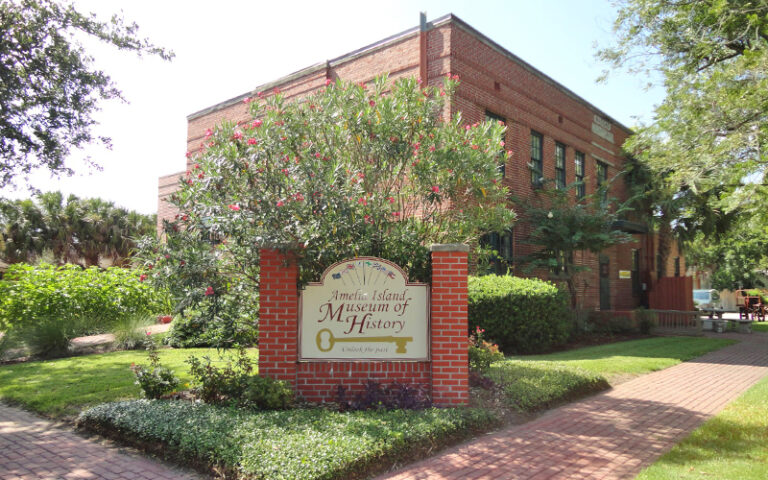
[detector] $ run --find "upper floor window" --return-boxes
[485,111,506,178]
[480,228,514,275]
[555,142,566,190]
[530,131,543,186]
[596,160,608,202]
[574,151,585,198]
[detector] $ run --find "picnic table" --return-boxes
[699,307,753,334]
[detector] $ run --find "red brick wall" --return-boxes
[162,15,653,312]
[258,246,469,407]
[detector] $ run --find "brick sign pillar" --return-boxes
[429,244,469,406]
[258,248,298,383]
[258,245,469,407]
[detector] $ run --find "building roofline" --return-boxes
[186,13,632,134]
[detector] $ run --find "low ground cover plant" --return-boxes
[487,360,609,411]
[78,400,496,480]
[468,274,570,353]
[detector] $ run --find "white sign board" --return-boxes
[299,257,429,361]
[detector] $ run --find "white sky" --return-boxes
[3,0,664,215]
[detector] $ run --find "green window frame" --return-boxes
[555,142,566,189]
[530,130,543,186]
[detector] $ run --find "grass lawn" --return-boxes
[486,337,735,411]
[510,336,735,382]
[0,348,256,418]
[637,375,768,480]
[752,322,768,333]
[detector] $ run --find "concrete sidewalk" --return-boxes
[378,332,768,480]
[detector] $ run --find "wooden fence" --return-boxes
[649,276,694,311]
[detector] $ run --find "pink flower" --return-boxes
[277,200,285,207]
[325,78,332,86]
[439,90,446,97]
[194,164,201,170]
[392,211,400,217]
[500,141,505,147]
[243,97,252,104]
[472,145,479,150]
[228,204,240,211]
[358,197,367,206]
[369,100,375,107]
[388,197,395,204]
[185,151,192,158]
[247,138,258,145]
[198,173,204,179]
[187,179,194,185]
[429,146,436,152]
[146,331,152,336]
[139,274,147,282]
[431,186,440,193]
[273,87,281,94]
[252,120,263,128]
[205,128,213,139]
[205,286,214,296]
[232,131,243,140]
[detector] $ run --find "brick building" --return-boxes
[158,13,680,311]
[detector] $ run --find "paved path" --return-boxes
[378,332,768,480]
[0,403,204,480]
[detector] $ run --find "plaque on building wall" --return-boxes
[618,270,632,279]
[592,114,615,144]
[299,257,429,361]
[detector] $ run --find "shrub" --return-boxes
[112,314,155,350]
[130,341,180,399]
[468,326,504,373]
[164,305,257,349]
[6,312,86,358]
[335,381,431,411]
[468,275,570,354]
[0,263,167,335]
[186,347,292,410]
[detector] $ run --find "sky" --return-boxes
[3,0,665,215]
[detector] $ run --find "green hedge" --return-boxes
[468,275,570,354]
[0,263,166,333]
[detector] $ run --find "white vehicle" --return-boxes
[693,289,720,309]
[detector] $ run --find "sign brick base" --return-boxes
[258,245,469,406]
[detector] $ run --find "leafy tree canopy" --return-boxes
[0,0,172,187]
[142,75,514,317]
[599,0,768,210]
[0,191,156,266]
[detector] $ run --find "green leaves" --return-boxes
[0,0,172,186]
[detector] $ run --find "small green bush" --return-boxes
[6,313,85,358]
[186,347,292,410]
[112,314,155,350]
[130,343,181,399]
[468,275,570,354]
[165,305,257,348]
[467,327,504,373]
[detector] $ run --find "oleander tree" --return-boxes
[140,75,515,334]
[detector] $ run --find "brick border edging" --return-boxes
[258,246,469,406]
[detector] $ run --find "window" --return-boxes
[574,151,585,198]
[674,257,681,277]
[485,111,506,177]
[480,228,514,275]
[631,249,641,295]
[530,131,543,186]
[656,253,663,280]
[555,142,566,189]
[596,160,608,203]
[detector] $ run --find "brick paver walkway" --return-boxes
[0,403,204,480]
[378,332,768,480]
